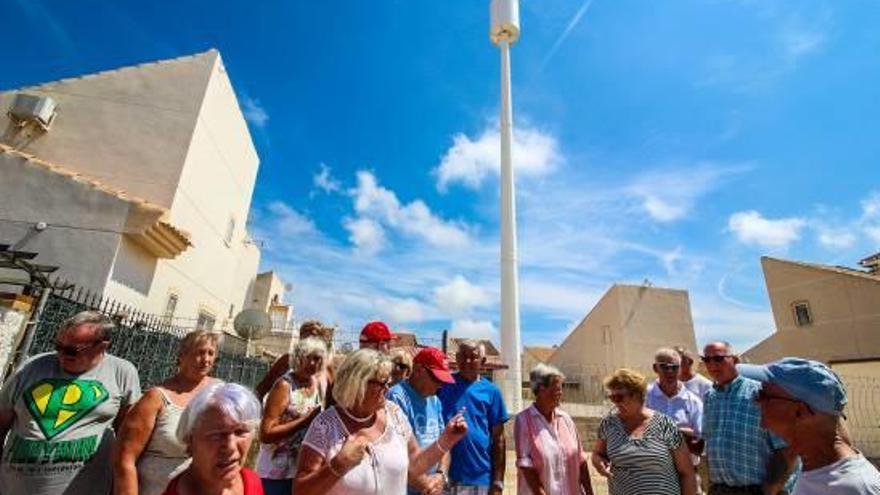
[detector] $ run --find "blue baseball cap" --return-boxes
[737,358,848,417]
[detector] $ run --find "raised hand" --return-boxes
[331,434,369,473]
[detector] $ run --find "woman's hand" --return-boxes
[331,434,369,473]
[591,452,612,478]
[438,410,468,450]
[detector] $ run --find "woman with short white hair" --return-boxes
[256,337,328,495]
[294,349,468,495]
[515,363,594,495]
[160,382,263,495]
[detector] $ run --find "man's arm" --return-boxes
[489,423,506,495]
[0,408,14,446]
[762,446,797,495]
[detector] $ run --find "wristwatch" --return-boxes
[492,480,504,491]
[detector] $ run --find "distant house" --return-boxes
[0,50,270,337]
[549,284,698,401]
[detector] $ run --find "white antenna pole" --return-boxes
[491,0,522,413]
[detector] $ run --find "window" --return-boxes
[197,311,216,331]
[224,216,235,245]
[792,301,812,327]
[163,294,178,323]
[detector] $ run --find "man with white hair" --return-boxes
[0,311,141,495]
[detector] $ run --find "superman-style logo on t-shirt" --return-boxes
[23,379,109,440]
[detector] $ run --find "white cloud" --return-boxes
[450,319,497,340]
[728,210,806,248]
[241,96,269,128]
[267,201,317,237]
[434,125,563,190]
[434,275,492,316]
[313,163,341,194]
[627,164,747,222]
[350,171,471,250]
[861,192,880,218]
[816,228,857,249]
[343,217,386,255]
[380,297,428,323]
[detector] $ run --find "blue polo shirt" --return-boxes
[388,381,445,495]
[437,374,509,486]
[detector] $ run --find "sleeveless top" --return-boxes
[137,388,191,495]
[255,372,324,479]
[301,402,413,495]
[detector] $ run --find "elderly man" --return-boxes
[0,311,141,495]
[675,346,714,401]
[387,347,455,495]
[738,358,880,494]
[438,340,509,495]
[358,320,395,353]
[701,342,797,495]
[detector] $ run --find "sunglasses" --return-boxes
[394,363,410,372]
[606,392,630,403]
[54,340,104,357]
[368,378,391,389]
[701,355,732,364]
[656,363,681,371]
[755,389,807,407]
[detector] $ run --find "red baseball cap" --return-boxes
[413,347,454,384]
[360,321,395,343]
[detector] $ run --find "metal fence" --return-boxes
[26,287,268,390]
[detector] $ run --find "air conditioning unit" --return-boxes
[8,93,57,130]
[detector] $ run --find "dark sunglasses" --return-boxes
[606,392,630,403]
[394,363,410,372]
[701,355,732,364]
[656,363,681,371]
[54,340,104,357]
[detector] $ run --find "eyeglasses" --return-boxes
[656,363,681,371]
[701,355,732,364]
[606,392,630,403]
[755,389,805,406]
[394,363,410,372]
[55,340,103,357]
[368,379,391,389]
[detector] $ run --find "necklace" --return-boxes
[339,406,376,424]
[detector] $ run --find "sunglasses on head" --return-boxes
[54,340,104,357]
[656,363,680,371]
[701,355,732,364]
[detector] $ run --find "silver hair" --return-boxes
[705,341,736,356]
[332,349,391,410]
[654,347,682,364]
[290,337,328,370]
[529,363,565,395]
[176,382,261,445]
[457,339,485,357]
[59,311,115,342]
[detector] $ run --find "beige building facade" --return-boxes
[549,284,698,400]
[0,50,265,333]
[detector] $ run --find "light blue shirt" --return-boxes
[387,380,444,495]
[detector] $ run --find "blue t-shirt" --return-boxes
[387,381,445,495]
[437,374,509,486]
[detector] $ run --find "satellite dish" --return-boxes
[233,309,271,340]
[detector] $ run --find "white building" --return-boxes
[0,49,267,332]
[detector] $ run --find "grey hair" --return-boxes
[176,382,261,445]
[704,341,736,356]
[654,347,682,364]
[59,311,115,342]
[332,349,391,410]
[457,339,485,357]
[290,337,328,370]
[529,363,565,395]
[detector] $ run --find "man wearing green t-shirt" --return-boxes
[0,311,141,495]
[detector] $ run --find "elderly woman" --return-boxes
[160,382,263,495]
[114,330,221,495]
[256,337,328,495]
[389,348,412,386]
[293,349,468,495]
[592,368,696,495]
[515,364,594,495]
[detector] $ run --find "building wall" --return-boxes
[0,153,127,292]
[0,51,216,207]
[549,287,622,382]
[744,257,880,363]
[250,272,285,313]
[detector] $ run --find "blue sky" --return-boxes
[2,0,879,352]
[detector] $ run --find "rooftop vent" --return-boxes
[7,93,57,130]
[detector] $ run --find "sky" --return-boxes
[1,0,879,353]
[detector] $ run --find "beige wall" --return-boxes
[744,257,880,364]
[250,272,286,313]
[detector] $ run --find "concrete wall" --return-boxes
[0,51,216,207]
[549,287,621,379]
[0,153,127,292]
[250,272,285,312]
[744,257,880,364]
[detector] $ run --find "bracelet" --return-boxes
[435,438,450,453]
[327,459,345,478]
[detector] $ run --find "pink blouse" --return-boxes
[514,404,584,495]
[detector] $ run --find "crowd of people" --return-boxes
[0,311,877,495]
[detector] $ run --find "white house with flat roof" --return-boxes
[0,49,267,332]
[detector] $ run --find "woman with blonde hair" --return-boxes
[294,349,469,495]
[114,331,221,495]
[256,337,328,495]
[389,348,412,386]
[592,368,696,495]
